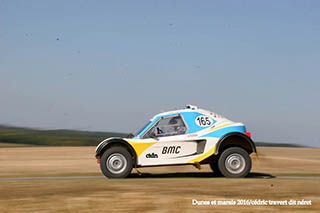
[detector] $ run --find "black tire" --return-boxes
[209,159,222,176]
[100,146,133,178]
[218,147,251,178]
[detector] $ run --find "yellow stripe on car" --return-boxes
[188,123,236,163]
[208,122,236,132]
[128,141,157,157]
[188,145,216,163]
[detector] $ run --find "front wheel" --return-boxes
[100,146,133,178]
[218,147,251,178]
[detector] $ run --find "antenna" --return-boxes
[185,105,198,110]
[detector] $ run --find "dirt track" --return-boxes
[1,175,320,181]
[0,146,319,212]
[0,146,319,178]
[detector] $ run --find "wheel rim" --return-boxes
[225,153,246,174]
[106,153,127,174]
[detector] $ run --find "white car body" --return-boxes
[96,105,255,168]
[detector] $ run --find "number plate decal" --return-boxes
[195,116,213,127]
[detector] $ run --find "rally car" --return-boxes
[95,105,256,178]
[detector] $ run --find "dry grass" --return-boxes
[0,143,34,148]
[0,146,98,177]
[0,146,319,212]
[0,179,319,212]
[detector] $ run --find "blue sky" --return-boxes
[1,0,319,147]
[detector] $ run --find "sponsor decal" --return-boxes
[162,146,181,154]
[146,153,158,158]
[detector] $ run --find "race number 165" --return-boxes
[195,116,212,127]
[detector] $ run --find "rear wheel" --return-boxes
[100,146,133,178]
[218,147,251,178]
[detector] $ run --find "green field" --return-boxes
[0,125,304,147]
[0,125,127,146]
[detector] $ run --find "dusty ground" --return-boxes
[0,146,319,212]
[0,146,319,177]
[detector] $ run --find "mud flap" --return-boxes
[255,151,259,161]
[134,167,142,175]
[193,162,201,170]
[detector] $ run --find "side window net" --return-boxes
[144,115,187,138]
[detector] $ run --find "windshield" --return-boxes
[133,121,151,137]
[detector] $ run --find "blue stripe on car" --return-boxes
[135,111,218,138]
[180,112,216,134]
[200,126,246,138]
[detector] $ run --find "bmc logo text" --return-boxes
[146,153,158,158]
[162,146,181,154]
